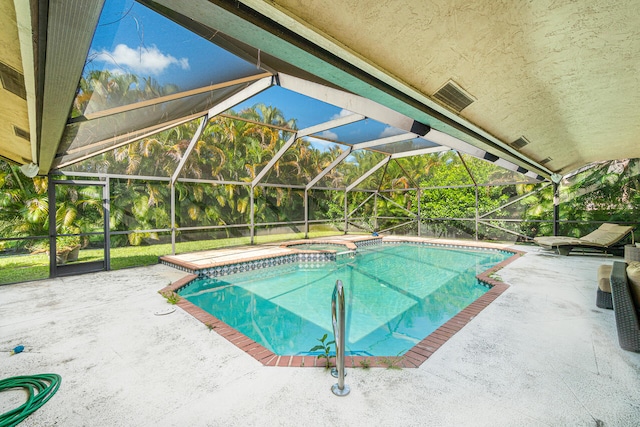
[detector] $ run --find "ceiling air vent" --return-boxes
[0,62,26,100]
[511,136,530,149]
[539,157,552,165]
[433,80,475,112]
[13,125,31,141]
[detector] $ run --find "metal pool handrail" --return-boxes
[331,280,350,396]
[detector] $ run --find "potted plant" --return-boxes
[56,235,81,264]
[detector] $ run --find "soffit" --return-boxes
[0,0,31,164]
[37,0,105,174]
[255,0,640,174]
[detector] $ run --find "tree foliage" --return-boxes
[2,98,639,251]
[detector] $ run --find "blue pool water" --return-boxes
[178,243,511,356]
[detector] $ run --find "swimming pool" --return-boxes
[178,243,512,357]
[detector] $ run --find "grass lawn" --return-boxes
[0,230,354,285]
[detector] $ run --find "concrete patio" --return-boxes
[1,244,639,426]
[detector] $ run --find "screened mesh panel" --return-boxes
[178,116,295,182]
[378,219,418,236]
[333,151,387,190]
[261,138,348,186]
[109,179,170,246]
[0,171,49,241]
[460,153,534,184]
[0,238,50,285]
[419,151,474,187]
[255,138,308,186]
[230,85,345,130]
[308,222,344,236]
[56,114,200,168]
[378,158,418,191]
[420,186,477,238]
[75,0,266,118]
[346,191,376,232]
[354,165,387,191]
[377,190,416,218]
[254,225,305,243]
[108,231,171,270]
[254,187,305,223]
[560,159,640,233]
[379,155,440,191]
[55,235,104,267]
[55,183,105,235]
[376,190,418,234]
[418,219,476,240]
[175,229,252,250]
[309,118,404,145]
[62,119,203,176]
[175,182,250,227]
[478,182,553,241]
[477,223,518,242]
[373,137,439,155]
[60,86,245,158]
[308,189,343,222]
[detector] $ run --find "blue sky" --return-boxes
[87,0,259,90]
[231,86,342,128]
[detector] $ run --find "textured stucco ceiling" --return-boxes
[259,0,640,174]
[1,0,639,176]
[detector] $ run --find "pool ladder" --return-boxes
[331,280,350,396]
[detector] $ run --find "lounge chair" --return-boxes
[609,261,640,352]
[533,223,634,256]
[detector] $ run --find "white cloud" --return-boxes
[319,130,338,140]
[379,126,403,138]
[331,109,355,120]
[94,44,189,76]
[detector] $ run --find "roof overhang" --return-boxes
[2,0,639,178]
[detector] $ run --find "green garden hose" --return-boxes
[0,374,61,427]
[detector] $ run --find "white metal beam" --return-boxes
[82,73,273,121]
[279,73,420,134]
[306,147,353,190]
[390,146,450,159]
[172,75,273,184]
[346,157,391,192]
[494,158,519,171]
[207,76,273,117]
[297,114,365,138]
[252,113,365,187]
[56,113,203,169]
[251,133,298,187]
[352,132,416,150]
[378,192,415,216]
[347,192,376,217]
[171,114,209,185]
[420,129,485,158]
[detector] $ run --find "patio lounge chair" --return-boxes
[533,223,634,256]
[609,261,640,352]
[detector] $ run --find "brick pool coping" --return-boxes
[159,236,378,274]
[159,239,524,368]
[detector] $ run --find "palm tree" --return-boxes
[0,164,49,248]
